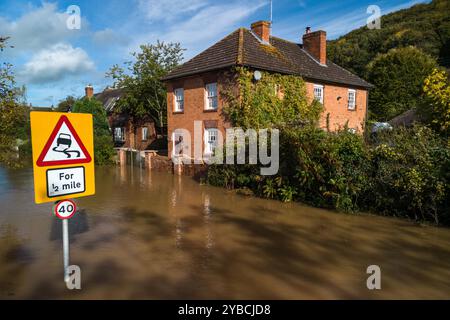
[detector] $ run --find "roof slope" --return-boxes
[388,109,420,127]
[93,87,123,113]
[163,28,373,89]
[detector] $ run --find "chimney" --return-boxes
[302,27,327,65]
[85,84,94,98]
[251,20,271,43]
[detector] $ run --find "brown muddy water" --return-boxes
[1,165,450,299]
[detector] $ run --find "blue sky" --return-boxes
[0,0,429,106]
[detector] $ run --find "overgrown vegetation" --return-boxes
[421,68,450,135]
[221,67,323,129]
[366,46,437,120]
[328,0,450,76]
[328,0,450,121]
[0,36,30,168]
[207,67,450,226]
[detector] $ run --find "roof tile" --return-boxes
[162,28,373,89]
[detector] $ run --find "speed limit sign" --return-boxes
[54,199,77,220]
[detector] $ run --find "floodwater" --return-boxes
[1,165,450,299]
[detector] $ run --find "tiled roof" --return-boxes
[93,87,123,113]
[162,28,373,89]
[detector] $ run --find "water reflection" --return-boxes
[50,209,90,241]
[0,166,450,299]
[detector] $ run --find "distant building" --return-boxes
[29,104,55,112]
[84,85,157,151]
[388,109,420,127]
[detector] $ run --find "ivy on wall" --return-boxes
[220,67,323,129]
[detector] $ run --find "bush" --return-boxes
[420,68,450,136]
[207,125,450,225]
[365,125,449,224]
[366,46,437,121]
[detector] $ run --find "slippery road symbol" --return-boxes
[36,115,91,167]
[52,133,81,158]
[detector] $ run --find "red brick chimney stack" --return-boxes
[85,84,94,98]
[302,27,327,65]
[251,21,271,43]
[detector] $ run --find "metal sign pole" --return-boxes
[62,218,70,283]
[55,199,76,284]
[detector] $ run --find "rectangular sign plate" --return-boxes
[46,166,86,198]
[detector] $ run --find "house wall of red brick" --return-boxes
[305,81,368,132]
[166,71,231,159]
[108,114,157,151]
[166,71,368,159]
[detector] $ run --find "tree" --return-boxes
[366,46,437,121]
[0,37,15,102]
[328,0,450,75]
[57,95,76,112]
[72,97,115,165]
[106,41,184,132]
[0,36,29,167]
[421,68,450,135]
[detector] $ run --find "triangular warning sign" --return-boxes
[36,115,92,167]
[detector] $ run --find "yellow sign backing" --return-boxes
[30,112,95,204]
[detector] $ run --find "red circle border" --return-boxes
[54,199,77,220]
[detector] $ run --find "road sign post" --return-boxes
[31,112,95,286]
[63,219,69,283]
[54,199,76,283]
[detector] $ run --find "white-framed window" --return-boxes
[205,83,218,110]
[142,127,148,141]
[204,128,218,155]
[174,88,184,112]
[114,127,125,142]
[313,84,324,104]
[348,89,356,110]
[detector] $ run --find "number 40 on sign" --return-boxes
[54,199,77,220]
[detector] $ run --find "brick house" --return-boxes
[162,21,373,159]
[85,85,157,151]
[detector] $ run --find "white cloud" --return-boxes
[20,43,95,84]
[138,0,209,22]
[0,2,85,53]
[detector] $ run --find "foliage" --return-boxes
[56,95,76,112]
[0,36,30,168]
[208,125,450,225]
[365,126,449,225]
[72,97,115,165]
[328,0,450,76]
[221,67,323,129]
[106,41,184,130]
[0,100,29,168]
[0,37,15,102]
[366,46,437,121]
[421,68,450,135]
